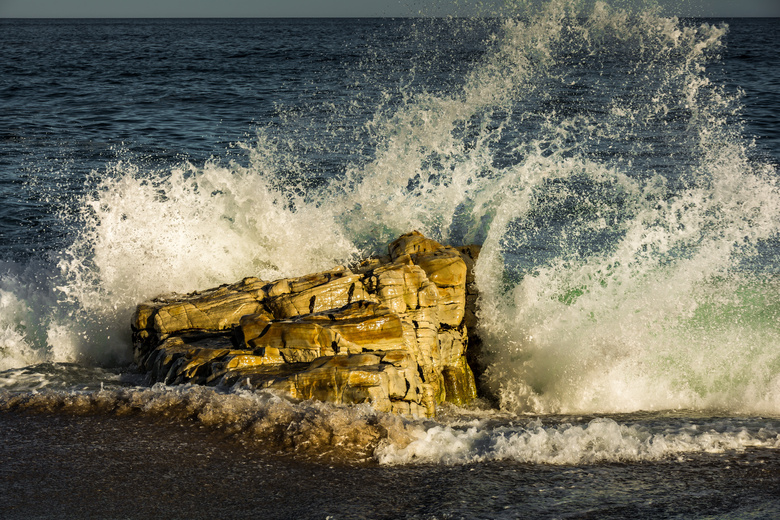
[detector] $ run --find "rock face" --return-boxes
[131,231,480,418]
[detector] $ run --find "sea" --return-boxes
[1,1,779,518]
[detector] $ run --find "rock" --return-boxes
[388,230,444,259]
[265,267,372,319]
[236,301,405,355]
[455,244,492,402]
[131,231,481,418]
[442,355,478,407]
[131,277,268,365]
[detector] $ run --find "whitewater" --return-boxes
[1,1,779,517]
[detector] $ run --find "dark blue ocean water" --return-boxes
[1,7,780,519]
[0,17,492,259]
[3,17,777,259]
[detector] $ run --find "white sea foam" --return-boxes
[0,384,419,462]
[0,261,60,370]
[0,140,361,368]
[468,1,780,415]
[2,381,776,465]
[375,414,780,465]
[0,0,778,420]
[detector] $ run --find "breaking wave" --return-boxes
[1,0,778,429]
[2,384,777,465]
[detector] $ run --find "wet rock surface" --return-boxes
[131,231,480,417]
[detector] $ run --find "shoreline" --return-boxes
[3,409,779,519]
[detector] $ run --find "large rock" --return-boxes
[131,231,480,418]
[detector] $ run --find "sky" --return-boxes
[1,0,779,18]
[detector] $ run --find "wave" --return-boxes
[0,384,414,463]
[2,383,777,465]
[0,1,778,419]
[376,412,780,465]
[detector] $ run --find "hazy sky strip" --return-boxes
[1,0,779,18]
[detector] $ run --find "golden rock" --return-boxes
[131,232,480,418]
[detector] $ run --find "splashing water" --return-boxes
[1,1,779,421]
[470,1,780,414]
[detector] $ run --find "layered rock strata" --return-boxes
[131,231,480,418]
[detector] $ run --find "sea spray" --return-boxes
[0,268,43,370]
[0,260,78,370]
[2,138,361,367]
[0,2,777,423]
[470,2,780,414]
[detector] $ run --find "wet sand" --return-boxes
[3,411,779,520]
[0,411,409,520]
